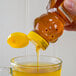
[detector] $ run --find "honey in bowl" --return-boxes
[7,1,67,76]
[12,64,61,76]
[11,56,62,76]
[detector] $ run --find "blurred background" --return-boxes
[0,0,76,76]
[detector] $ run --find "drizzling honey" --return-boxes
[7,0,76,75]
[36,46,40,72]
[36,46,40,66]
[7,1,64,76]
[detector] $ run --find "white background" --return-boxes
[0,0,76,76]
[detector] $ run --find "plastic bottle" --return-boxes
[28,0,76,50]
[7,0,76,50]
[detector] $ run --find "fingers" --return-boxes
[64,0,76,31]
[64,0,76,15]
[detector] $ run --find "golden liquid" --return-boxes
[12,63,61,76]
[13,69,61,76]
[34,12,64,43]
[12,47,61,76]
[36,46,40,72]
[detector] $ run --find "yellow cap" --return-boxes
[27,31,49,50]
[7,32,29,48]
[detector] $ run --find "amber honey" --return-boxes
[32,0,76,46]
[8,1,66,76]
[13,68,61,76]
[7,0,76,49]
[34,12,64,43]
[12,62,61,76]
[12,46,62,76]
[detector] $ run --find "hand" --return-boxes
[64,0,76,31]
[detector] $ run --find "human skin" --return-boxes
[64,0,76,31]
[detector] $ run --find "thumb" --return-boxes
[64,0,76,15]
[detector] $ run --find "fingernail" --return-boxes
[64,0,74,10]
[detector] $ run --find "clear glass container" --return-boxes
[0,55,62,76]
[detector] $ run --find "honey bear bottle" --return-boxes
[28,1,64,50]
[7,0,76,50]
[28,0,76,50]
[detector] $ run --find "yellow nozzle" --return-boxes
[27,31,49,50]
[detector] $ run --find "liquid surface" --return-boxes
[12,63,61,76]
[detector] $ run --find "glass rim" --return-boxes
[10,55,62,68]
